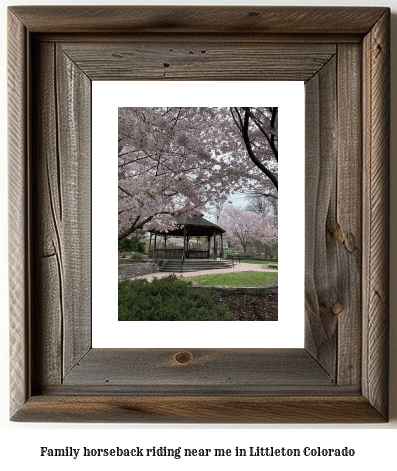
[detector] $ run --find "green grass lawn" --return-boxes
[187,271,278,287]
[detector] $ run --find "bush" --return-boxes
[130,252,144,259]
[118,274,233,321]
[118,236,145,253]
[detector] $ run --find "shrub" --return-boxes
[118,274,233,321]
[130,252,144,259]
[118,236,145,253]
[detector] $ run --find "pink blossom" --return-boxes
[118,107,278,239]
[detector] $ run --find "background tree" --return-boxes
[229,107,278,194]
[245,194,278,225]
[207,195,228,225]
[218,205,277,255]
[118,235,145,253]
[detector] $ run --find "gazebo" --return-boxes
[148,214,226,260]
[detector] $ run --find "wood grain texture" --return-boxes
[11,396,385,424]
[34,33,363,45]
[32,42,63,387]
[31,42,92,388]
[8,10,30,419]
[305,43,367,388]
[362,10,390,419]
[55,45,91,377]
[304,56,338,378]
[9,6,387,34]
[62,348,333,389]
[335,44,362,386]
[60,42,335,82]
[8,6,390,423]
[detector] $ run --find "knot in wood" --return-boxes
[331,302,344,316]
[333,225,344,244]
[174,351,194,365]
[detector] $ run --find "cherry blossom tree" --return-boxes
[165,237,184,248]
[118,107,278,239]
[227,107,278,204]
[245,193,278,230]
[206,195,229,225]
[229,107,277,188]
[218,205,277,255]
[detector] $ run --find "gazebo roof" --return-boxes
[175,214,224,230]
[151,214,225,237]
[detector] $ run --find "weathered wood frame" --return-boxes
[8,6,390,423]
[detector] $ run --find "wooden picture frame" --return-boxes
[8,6,390,423]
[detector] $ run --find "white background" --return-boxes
[1,0,396,469]
[92,81,304,348]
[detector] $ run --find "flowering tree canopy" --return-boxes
[118,107,278,239]
[218,205,277,254]
[229,107,278,198]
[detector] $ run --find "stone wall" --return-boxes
[118,259,161,280]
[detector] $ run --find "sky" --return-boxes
[204,192,248,224]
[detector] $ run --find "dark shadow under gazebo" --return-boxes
[148,214,226,260]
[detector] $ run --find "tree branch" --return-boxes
[241,110,278,190]
[243,107,278,161]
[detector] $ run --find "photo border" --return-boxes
[92,81,304,349]
[8,6,390,423]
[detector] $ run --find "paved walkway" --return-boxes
[132,262,277,282]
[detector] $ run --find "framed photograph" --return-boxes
[8,6,390,423]
[94,81,303,347]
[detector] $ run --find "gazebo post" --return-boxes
[147,215,225,262]
[183,226,186,258]
[213,230,217,260]
[186,229,190,258]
